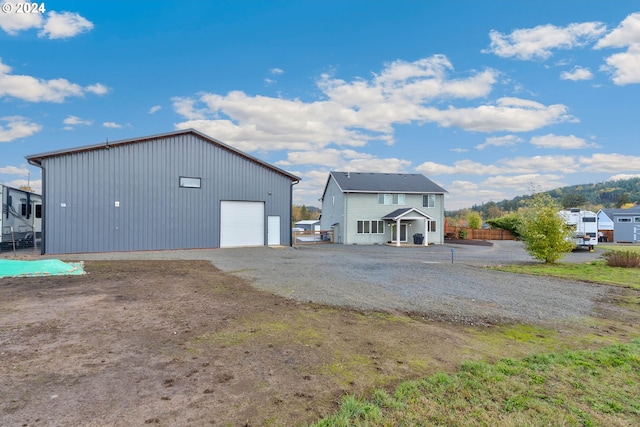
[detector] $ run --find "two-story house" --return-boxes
[319,172,447,246]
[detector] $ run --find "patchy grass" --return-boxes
[599,244,640,254]
[310,339,640,427]
[490,260,640,289]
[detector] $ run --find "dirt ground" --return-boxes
[1,260,639,427]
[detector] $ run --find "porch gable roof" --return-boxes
[381,207,433,221]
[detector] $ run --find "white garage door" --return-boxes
[220,201,265,247]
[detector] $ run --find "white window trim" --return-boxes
[180,176,202,188]
[423,194,436,208]
[356,220,385,234]
[378,193,405,205]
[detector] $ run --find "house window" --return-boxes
[427,220,436,232]
[635,217,640,222]
[35,205,42,219]
[357,220,384,234]
[423,194,435,208]
[180,176,201,188]
[618,218,631,223]
[582,217,596,222]
[378,194,405,205]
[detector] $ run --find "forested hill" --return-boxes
[471,177,640,214]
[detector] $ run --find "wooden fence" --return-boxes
[445,226,517,241]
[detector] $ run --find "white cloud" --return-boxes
[63,115,92,126]
[0,165,30,176]
[578,153,640,172]
[5,178,42,194]
[174,56,573,154]
[416,159,501,176]
[421,97,573,132]
[0,116,42,142]
[0,1,43,34]
[148,105,162,114]
[595,13,640,85]
[0,59,109,102]
[270,68,284,75]
[0,2,93,39]
[595,12,640,49]
[417,154,579,177]
[39,11,93,39]
[475,135,523,150]
[103,122,123,129]
[277,148,376,167]
[607,173,640,181]
[482,173,565,188]
[500,155,578,173]
[530,134,598,149]
[560,66,593,81]
[86,83,109,95]
[484,22,606,60]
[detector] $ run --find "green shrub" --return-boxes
[602,250,640,268]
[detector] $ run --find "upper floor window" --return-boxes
[378,193,405,205]
[423,194,435,208]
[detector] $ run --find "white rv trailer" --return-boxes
[0,184,42,250]
[558,208,598,251]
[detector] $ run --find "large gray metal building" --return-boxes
[26,129,300,254]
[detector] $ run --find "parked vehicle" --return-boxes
[0,184,42,250]
[558,208,598,251]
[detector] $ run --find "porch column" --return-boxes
[424,218,429,246]
[396,218,401,247]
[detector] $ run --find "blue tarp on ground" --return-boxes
[0,259,85,278]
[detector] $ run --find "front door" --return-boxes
[391,224,407,242]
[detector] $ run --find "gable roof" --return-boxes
[612,206,640,215]
[25,128,300,183]
[328,171,447,194]
[599,207,640,218]
[381,207,433,221]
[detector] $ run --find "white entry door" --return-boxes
[267,216,280,245]
[220,201,265,247]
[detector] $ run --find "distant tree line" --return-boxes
[445,178,640,235]
[446,177,639,230]
[292,205,320,223]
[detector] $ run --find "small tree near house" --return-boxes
[467,211,482,229]
[517,192,574,264]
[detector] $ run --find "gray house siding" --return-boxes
[320,172,446,246]
[612,210,640,243]
[343,193,444,245]
[32,131,297,254]
[319,177,345,243]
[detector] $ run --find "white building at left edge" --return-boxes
[1,184,42,250]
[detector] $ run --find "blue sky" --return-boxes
[1,1,639,209]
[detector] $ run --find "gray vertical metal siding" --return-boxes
[42,133,294,254]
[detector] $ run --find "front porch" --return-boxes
[382,207,435,247]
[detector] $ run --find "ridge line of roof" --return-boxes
[25,129,300,183]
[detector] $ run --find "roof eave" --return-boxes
[24,128,300,183]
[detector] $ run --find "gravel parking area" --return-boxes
[43,240,615,326]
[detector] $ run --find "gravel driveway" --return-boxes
[46,240,616,326]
